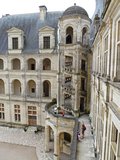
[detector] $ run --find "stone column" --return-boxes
[45,125,50,152]
[54,133,60,160]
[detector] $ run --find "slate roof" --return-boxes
[0,11,63,54]
[62,5,89,18]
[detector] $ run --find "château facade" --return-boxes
[0,0,119,160]
[91,0,120,160]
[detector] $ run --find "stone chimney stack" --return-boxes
[39,5,47,21]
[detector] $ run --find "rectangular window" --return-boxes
[81,78,86,91]
[103,35,108,76]
[28,106,37,125]
[80,97,85,112]
[81,59,86,71]
[43,36,50,49]
[0,103,5,120]
[118,21,120,41]
[12,37,18,49]
[116,21,120,80]
[14,105,21,122]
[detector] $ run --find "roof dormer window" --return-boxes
[39,26,55,52]
[7,27,24,54]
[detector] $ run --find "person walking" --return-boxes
[81,122,86,138]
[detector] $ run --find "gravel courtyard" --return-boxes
[0,126,53,160]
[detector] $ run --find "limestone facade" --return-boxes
[91,0,120,159]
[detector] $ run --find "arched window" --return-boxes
[43,58,51,70]
[0,79,5,94]
[28,80,36,97]
[82,27,88,45]
[28,58,36,70]
[13,79,21,95]
[66,27,73,44]
[43,80,51,97]
[12,58,20,70]
[0,59,4,70]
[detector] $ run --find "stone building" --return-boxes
[45,4,92,160]
[1,1,120,160]
[0,3,92,160]
[0,6,62,127]
[90,0,120,159]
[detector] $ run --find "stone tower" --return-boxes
[57,4,92,116]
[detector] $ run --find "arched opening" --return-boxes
[0,59,4,70]
[0,79,5,94]
[66,27,73,44]
[13,79,21,95]
[59,132,71,158]
[43,58,51,70]
[43,80,51,97]
[12,58,21,70]
[45,125,54,152]
[27,80,36,97]
[27,58,36,70]
[82,27,88,45]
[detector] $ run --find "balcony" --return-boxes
[65,61,72,67]
[62,85,75,95]
[64,67,73,74]
[65,76,72,83]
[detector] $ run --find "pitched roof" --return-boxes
[0,11,63,54]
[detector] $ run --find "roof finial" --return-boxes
[74,3,76,6]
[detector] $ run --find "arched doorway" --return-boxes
[43,58,51,70]
[59,132,71,156]
[12,58,21,70]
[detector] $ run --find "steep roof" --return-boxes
[0,11,62,54]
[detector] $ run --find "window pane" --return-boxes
[43,36,50,49]
[12,38,18,49]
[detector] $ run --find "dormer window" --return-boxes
[7,27,24,54]
[43,36,50,49]
[12,37,18,49]
[39,26,55,52]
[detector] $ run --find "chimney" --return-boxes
[39,5,47,21]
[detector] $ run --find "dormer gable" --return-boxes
[7,27,24,54]
[39,26,55,32]
[7,27,24,34]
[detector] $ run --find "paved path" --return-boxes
[77,115,96,160]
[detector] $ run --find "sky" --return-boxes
[0,0,96,18]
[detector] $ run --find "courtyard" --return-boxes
[0,126,53,160]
